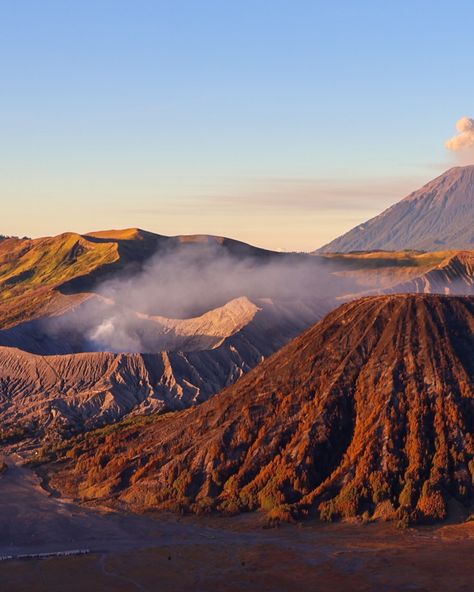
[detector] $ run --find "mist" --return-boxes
[38,242,352,353]
[95,243,344,317]
[5,240,472,355]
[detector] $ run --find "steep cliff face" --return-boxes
[48,295,474,524]
[317,166,474,253]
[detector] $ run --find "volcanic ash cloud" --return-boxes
[445,117,474,152]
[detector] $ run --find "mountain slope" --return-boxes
[47,294,474,524]
[317,166,474,252]
[317,250,474,298]
[386,251,474,295]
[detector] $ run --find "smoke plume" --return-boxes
[39,242,352,353]
[445,117,474,156]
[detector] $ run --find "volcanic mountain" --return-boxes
[317,166,474,253]
[0,228,279,329]
[47,294,474,524]
[0,229,338,433]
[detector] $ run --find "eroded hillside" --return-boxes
[44,294,474,524]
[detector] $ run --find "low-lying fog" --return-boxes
[1,242,471,354]
[37,243,353,353]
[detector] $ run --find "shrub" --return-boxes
[468,459,474,484]
[417,481,447,521]
[319,499,338,522]
[399,478,415,508]
[218,498,242,516]
[193,496,215,515]
[266,504,295,525]
[369,471,390,503]
[173,471,193,497]
[336,485,364,518]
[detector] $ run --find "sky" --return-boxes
[1,0,473,251]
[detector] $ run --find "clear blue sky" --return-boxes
[1,0,473,249]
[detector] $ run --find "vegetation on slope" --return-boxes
[319,250,448,269]
[0,234,119,327]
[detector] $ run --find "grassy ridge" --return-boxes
[0,234,123,328]
[319,250,450,270]
[0,234,119,301]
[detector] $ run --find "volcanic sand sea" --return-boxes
[0,455,474,591]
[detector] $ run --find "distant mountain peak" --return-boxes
[317,166,474,253]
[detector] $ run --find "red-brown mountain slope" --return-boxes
[47,294,474,524]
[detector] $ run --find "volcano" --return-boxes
[49,294,474,524]
[317,166,474,253]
